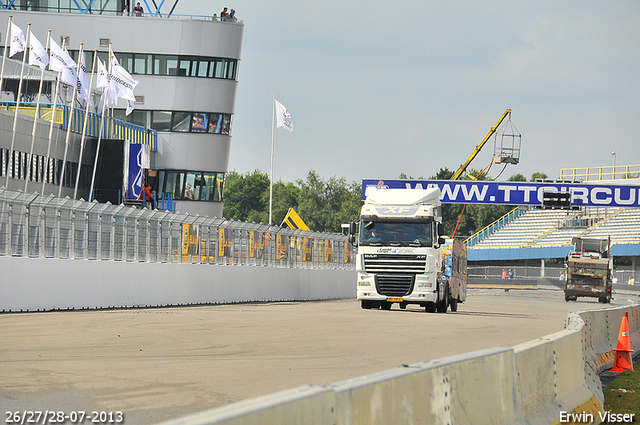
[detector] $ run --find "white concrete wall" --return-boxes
[0,257,355,312]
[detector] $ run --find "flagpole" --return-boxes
[58,42,83,197]
[42,35,64,196]
[5,23,30,188]
[269,95,275,225]
[88,88,108,202]
[0,16,13,98]
[25,29,51,192]
[74,49,97,199]
[89,49,113,201]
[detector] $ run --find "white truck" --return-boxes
[348,186,466,312]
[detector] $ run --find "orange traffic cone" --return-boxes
[610,313,635,373]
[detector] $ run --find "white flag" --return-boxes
[28,33,48,71]
[275,99,293,134]
[9,22,26,58]
[77,51,89,100]
[96,59,109,89]
[110,57,138,103]
[126,99,135,116]
[49,40,77,86]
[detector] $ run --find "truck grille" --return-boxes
[363,254,426,274]
[375,274,415,296]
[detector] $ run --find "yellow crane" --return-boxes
[451,109,512,181]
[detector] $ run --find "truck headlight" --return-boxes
[358,281,371,287]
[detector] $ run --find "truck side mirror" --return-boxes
[348,222,357,246]
[438,236,446,246]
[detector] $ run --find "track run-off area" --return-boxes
[2,286,639,424]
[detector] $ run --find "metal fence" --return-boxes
[0,188,355,269]
[468,264,638,282]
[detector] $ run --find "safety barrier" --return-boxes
[0,188,354,268]
[157,304,640,425]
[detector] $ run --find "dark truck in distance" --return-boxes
[564,237,612,303]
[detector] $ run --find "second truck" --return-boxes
[564,237,613,303]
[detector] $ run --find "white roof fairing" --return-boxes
[364,187,441,206]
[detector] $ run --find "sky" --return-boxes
[174,1,640,185]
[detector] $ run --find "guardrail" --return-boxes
[157,304,640,425]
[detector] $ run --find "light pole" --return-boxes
[611,151,616,179]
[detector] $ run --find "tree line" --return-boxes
[222,169,548,238]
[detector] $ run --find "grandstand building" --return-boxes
[0,2,243,218]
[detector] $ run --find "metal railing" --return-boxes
[468,264,638,282]
[464,206,524,247]
[1,102,158,151]
[0,188,355,269]
[560,165,640,181]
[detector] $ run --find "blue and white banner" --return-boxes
[362,179,640,208]
[128,144,144,200]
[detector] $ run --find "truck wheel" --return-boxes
[361,301,373,309]
[381,302,392,310]
[436,288,448,313]
[425,303,436,313]
[450,298,458,312]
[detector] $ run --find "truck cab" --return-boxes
[349,186,465,312]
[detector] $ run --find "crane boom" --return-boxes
[451,109,512,181]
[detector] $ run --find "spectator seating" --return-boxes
[468,207,640,249]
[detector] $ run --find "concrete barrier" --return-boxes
[157,304,640,425]
[0,257,355,312]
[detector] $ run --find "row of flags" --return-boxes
[5,20,138,115]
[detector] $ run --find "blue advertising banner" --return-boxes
[362,179,640,208]
[128,143,144,200]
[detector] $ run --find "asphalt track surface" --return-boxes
[2,287,639,424]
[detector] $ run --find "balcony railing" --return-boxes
[1,102,157,151]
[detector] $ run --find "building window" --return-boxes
[151,111,172,132]
[158,170,225,202]
[134,54,152,75]
[192,113,207,133]
[165,171,184,199]
[67,50,239,80]
[172,112,191,132]
[154,55,178,76]
[122,110,233,135]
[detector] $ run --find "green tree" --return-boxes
[530,172,548,182]
[508,173,527,182]
[222,169,270,222]
[432,167,454,180]
[296,171,361,232]
[262,181,301,226]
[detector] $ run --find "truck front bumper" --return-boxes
[356,272,438,304]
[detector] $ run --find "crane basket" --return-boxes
[493,118,521,165]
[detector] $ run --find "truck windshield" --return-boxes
[359,221,433,247]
